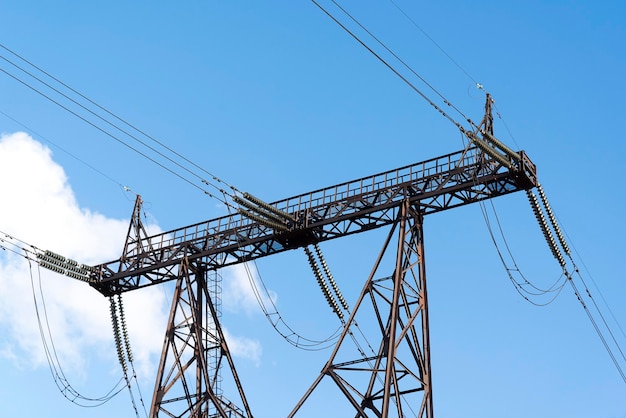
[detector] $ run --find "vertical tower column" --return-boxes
[150,258,252,417]
[290,199,433,417]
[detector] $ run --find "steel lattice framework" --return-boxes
[288,200,434,417]
[88,120,537,416]
[91,146,536,296]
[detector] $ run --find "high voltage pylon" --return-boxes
[73,95,537,417]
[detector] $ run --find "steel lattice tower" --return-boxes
[88,99,537,416]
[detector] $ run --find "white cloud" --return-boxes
[221,263,277,316]
[223,327,262,366]
[0,132,167,378]
[0,132,266,383]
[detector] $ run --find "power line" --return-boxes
[326,0,476,126]
[564,229,626,342]
[479,199,568,306]
[387,0,482,88]
[525,186,626,383]
[0,43,241,198]
[565,272,626,383]
[1,232,147,410]
[0,45,238,210]
[310,0,474,135]
[26,256,127,407]
[385,1,529,153]
[0,109,133,198]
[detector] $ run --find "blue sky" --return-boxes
[0,1,625,417]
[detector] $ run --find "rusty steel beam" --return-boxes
[89,146,536,296]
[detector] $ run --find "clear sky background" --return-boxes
[0,1,625,417]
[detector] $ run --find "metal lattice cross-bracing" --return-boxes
[150,258,252,418]
[288,200,433,417]
[85,120,537,417]
[90,144,536,296]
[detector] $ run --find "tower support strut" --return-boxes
[289,199,433,417]
[149,257,252,418]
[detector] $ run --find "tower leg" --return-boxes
[150,258,252,417]
[290,200,433,417]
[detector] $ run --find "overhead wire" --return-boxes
[0,43,241,198]
[386,0,526,156]
[542,191,626,380]
[24,252,127,406]
[377,0,626,384]
[221,195,343,351]
[478,199,568,306]
[0,45,238,211]
[387,0,481,87]
[324,0,475,127]
[565,269,626,383]
[526,183,626,383]
[560,223,626,342]
[0,232,146,407]
[109,294,148,418]
[570,267,626,369]
[0,63,225,203]
[310,0,473,135]
[0,108,134,199]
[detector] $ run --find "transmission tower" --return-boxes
[85,96,537,417]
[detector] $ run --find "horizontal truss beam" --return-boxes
[90,146,536,296]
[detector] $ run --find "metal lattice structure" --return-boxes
[288,200,433,416]
[88,109,537,416]
[92,147,535,297]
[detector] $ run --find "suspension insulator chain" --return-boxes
[304,246,343,320]
[233,196,290,227]
[313,243,349,311]
[242,192,295,221]
[527,190,566,268]
[109,296,128,372]
[480,130,521,161]
[469,134,513,170]
[237,209,289,232]
[116,294,134,364]
[537,184,571,256]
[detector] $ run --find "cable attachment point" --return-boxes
[234,192,296,233]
